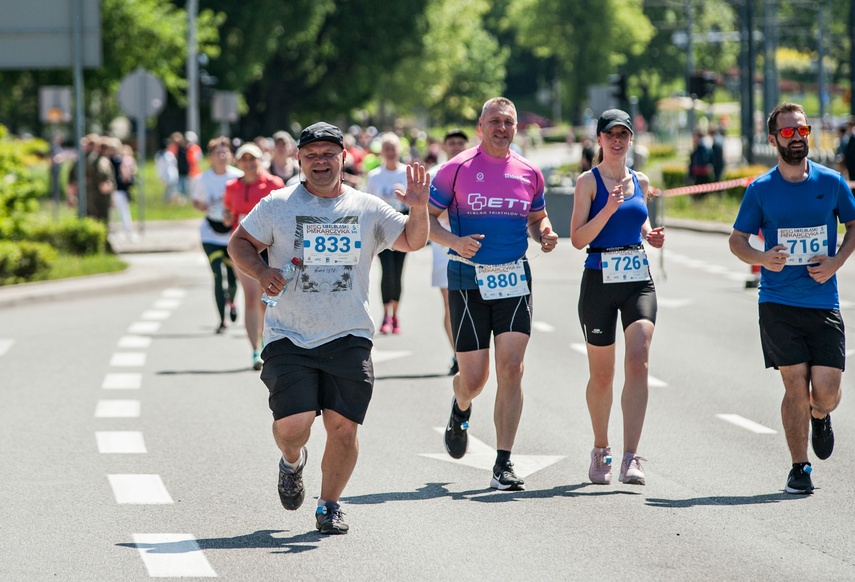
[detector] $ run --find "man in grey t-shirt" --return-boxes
[228,122,430,534]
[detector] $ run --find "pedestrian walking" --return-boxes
[192,136,243,334]
[570,109,665,486]
[729,102,855,494]
[228,121,430,534]
[429,97,558,491]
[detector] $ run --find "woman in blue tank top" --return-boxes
[569,109,665,487]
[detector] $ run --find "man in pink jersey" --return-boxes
[428,97,559,490]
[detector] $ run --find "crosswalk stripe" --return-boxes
[108,475,172,504]
[132,534,216,577]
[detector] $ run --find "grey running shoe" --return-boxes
[811,413,834,460]
[589,446,612,485]
[490,460,525,491]
[618,453,646,485]
[785,462,814,494]
[444,398,469,459]
[315,502,349,535]
[277,447,307,511]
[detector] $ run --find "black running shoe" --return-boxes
[444,398,469,459]
[215,323,227,334]
[229,302,238,322]
[491,459,525,491]
[277,447,307,510]
[315,502,349,535]
[785,462,814,494]
[448,356,459,376]
[811,413,834,460]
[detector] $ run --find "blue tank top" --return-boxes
[584,167,648,270]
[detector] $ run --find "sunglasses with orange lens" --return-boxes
[775,125,811,139]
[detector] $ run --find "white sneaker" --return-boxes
[618,453,646,485]
[588,446,612,485]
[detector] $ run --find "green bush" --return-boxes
[723,164,771,200]
[0,240,57,285]
[647,144,677,160]
[661,164,688,190]
[25,217,107,255]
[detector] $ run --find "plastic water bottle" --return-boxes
[261,257,301,307]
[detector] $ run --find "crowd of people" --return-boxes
[62,97,852,536]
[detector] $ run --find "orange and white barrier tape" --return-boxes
[652,176,756,198]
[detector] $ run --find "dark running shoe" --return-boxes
[315,502,349,535]
[215,323,227,334]
[277,447,307,510]
[785,462,814,494]
[444,398,469,459]
[811,413,834,460]
[490,459,525,491]
[229,303,238,323]
[448,356,459,376]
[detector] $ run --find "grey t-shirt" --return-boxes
[241,183,407,349]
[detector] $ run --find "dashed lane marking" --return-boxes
[140,310,171,321]
[716,414,777,434]
[128,321,161,334]
[0,338,14,356]
[96,431,147,453]
[161,288,188,298]
[118,335,152,349]
[422,428,564,477]
[373,350,412,363]
[102,373,142,389]
[108,475,173,504]
[95,400,141,418]
[532,321,555,332]
[152,299,181,309]
[132,534,217,578]
[110,352,147,367]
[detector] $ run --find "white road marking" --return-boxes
[118,335,152,349]
[716,414,777,434]
[0,338,15,356]
[153,299,181,309]
[373,350,412,363]
[102,373,142,389]
[110,352,147,367]
[422,428,564,477]
[703,265,729,275]
[161,288,188,298]
[532,321,555,332]
[841,299,855,309]
[108,475,172,504]
[847,349,855,358]
[96,431,147,453]
[95,400,141,418]
[570,343,668,386]
[128,321,161,334]
[657,298,694,308]
[141,310,171,321]
[132,533,217,578]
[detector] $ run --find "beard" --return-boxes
[776,138,809,166]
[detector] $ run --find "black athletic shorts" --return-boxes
[260,335,374,424]
[449,287,532,353]
[578,268,657,347]
[759,302,845,370]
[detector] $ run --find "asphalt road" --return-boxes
[1,228,854,580]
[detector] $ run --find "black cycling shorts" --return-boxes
[578,268,657,347]
[759,302,845,370]
[260,335,374,424]
[449,288,532,353]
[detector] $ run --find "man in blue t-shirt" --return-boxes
[730,102,855,495]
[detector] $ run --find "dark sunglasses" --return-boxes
[775,125,811,139]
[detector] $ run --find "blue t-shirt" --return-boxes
[584,168,647,270]
[733,160,855,309]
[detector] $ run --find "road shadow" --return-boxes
[117,529,324,556]
[157,368,254,376]
[646,491,810,508]
[342,482,639,505]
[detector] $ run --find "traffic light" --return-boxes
[689,72,716,100]
[609,73,628,106]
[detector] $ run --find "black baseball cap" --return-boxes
[596,109,633,135]
[444,128,468,141]
[298,122,344,149]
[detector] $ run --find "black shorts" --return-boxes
[759,302,845,370]
[578,268,657,347]
[449,288,532,353]
[260,335,374,424]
